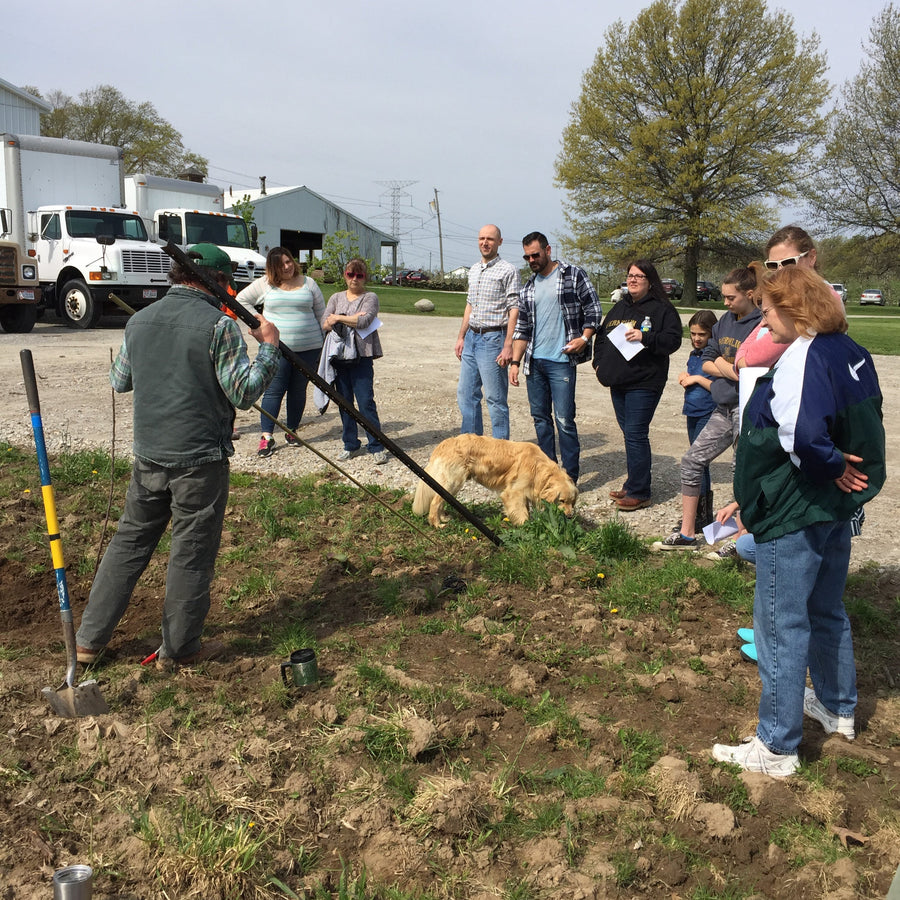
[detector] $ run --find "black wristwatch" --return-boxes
[510,360,521,366]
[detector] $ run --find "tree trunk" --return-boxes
[682,244,700,308]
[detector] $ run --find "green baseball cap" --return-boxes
[188,242,234,276]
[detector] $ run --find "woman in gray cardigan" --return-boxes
[322,258,387,463]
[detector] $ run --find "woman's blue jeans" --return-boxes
[259,348,321,433]
[609,387,663,499]
[333,357,384,453]
[753,520,856,754]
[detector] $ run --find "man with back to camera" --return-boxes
[75,243,281,670]
[509,231,602,483]
[455,224,521,439]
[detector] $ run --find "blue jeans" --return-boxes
[333,358,384,453]
[686,412,713,494]
[525,358,580,482]
[457,330,509,439]
[735,532,757,564]
[754,520,856,754]
[259,348,321,433]
[609,387,663,500]
[76,458,230,659]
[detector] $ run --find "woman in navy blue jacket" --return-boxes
[712,266,885,777]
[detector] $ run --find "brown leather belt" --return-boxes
[468,325,505,334]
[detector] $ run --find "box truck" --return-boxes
[1,133,171,328]
[124,173,266,289]
[0,216,40,333]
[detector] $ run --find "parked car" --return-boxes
[401,269,428,286]
[662,278,683,300]
[860,289,885,306]
[696,281,721,302]
[830,283,847,303]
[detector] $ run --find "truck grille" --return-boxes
[0,247,15,284]
[234,262,262,285]
[120,249,170,275]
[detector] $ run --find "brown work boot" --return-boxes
[155,640,226,671]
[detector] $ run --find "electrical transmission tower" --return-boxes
[375,180,418,271]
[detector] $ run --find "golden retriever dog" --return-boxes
[412,435,577,527]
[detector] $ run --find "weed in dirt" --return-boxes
[771,818,846,867]
[610,848,639,887]
[618,726,664,774]
[500,501,585,557]
[481,544,553,587]
[502,877,540,900]
[524,764,607,799]
[708,774,757,815]
[582,518,647,563]
[52,448,130,486]
[138,800,273,899]
[837,756,880,778]
[270,621,317,657]
[225,570,279,609]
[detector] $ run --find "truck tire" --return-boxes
[0,304,38,334]
[59,279,100,329]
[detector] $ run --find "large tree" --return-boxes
[23,84,207,178]
[555,0,829,298]
[810,5,900,237]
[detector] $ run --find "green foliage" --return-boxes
[24,83,208,177]
[555,0,829,292]
[320,230,375,287]
[500,501,585,558]
[581,519,647,564]
[617,727,664,774]
[810,5,900,238]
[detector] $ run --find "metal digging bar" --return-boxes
[159,242,500,545]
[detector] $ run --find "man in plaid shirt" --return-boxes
[509,232,602,483]
[454,225,521,439]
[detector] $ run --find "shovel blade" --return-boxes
[42,681,109,718]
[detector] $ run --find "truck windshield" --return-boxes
[65,210,149,241]
[184,213,251,249]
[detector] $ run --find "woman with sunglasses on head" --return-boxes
[237,247,326,457]
[592,259,683,510]
[712,266,885,776]
[735,227,843,372]
[322,258,388,464]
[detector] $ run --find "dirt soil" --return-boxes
[0,312,899,899]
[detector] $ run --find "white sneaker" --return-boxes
[711,736,799,777]
[803,688,855,740]
[337,448,359,461]
[373,451,389,465]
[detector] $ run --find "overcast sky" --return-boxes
[6,0,887,271]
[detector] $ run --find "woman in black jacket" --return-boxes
[593,259,683,509]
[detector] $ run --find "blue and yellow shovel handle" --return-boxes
[21,349,78,688]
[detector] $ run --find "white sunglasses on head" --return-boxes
[764,249,810,270]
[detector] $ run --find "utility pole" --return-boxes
[429,188,444,277]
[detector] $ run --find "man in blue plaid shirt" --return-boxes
[509,232,602,483]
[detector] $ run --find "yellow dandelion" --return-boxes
[610,608,618,614]
[248,821,255,828]
[597,573,605,579]
[92,470,98,475]
[23,488,30,494]
[503,517,510,522]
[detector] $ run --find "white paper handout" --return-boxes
[702,517,739,546]
[356,316,383,340]
[608,323,644,361]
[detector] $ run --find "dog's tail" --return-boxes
[412,452,449,518]
[412,475,435,517]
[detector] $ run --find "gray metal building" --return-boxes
[224,184,398,269]
[0,78,51,136]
